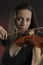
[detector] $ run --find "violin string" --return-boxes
[27,27,43,32]
[8,27,43,36]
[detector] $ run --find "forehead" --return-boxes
[16,9,32,18]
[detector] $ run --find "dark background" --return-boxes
[0,0,43,31]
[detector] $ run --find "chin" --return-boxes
[19,29,27,33]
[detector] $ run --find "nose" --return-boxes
[21,19,26,26]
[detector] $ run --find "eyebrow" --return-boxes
[16,16,23,19]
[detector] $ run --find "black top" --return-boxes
[2,45,33,65]
[1,32,33,65]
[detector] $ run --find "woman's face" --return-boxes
[14,9,32,33]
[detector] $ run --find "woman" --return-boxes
[0,3,41,65]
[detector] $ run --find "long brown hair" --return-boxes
[8,3,38,36]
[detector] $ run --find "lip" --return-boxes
[19,27,26,29]
[19,28,26,31]
[19,26,26,29]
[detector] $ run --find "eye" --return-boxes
[17,17,23,22]
[26,18,30,22]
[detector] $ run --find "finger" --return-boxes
[0,34,3,39]
[2,28,8,39]
[5,32,7,39]
[0,26,8,39]
[0,30,5,40]
[2,29,8,39]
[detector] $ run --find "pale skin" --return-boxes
[15,9,32,33]
[9,9,32,57]
[0,26,7,40]
[0,9,41,65]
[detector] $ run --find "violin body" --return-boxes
[14,30,43,48]
[14,34,43,48]
[0,27,43,48]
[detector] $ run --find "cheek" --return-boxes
[26,21,31,28]
[16,21,21,26]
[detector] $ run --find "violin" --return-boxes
[0,27,43,48]
[13,27,43,48]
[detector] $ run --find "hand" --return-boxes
[0,26,7,40]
